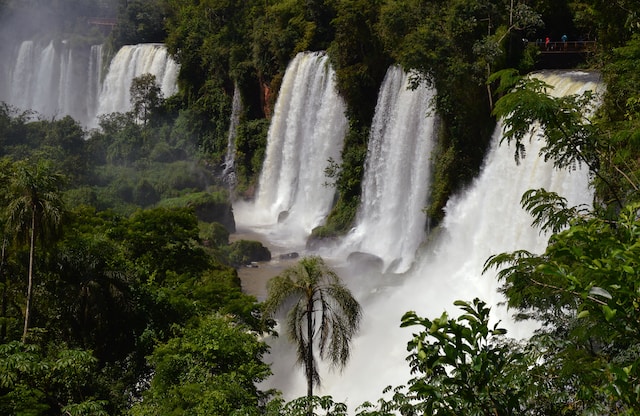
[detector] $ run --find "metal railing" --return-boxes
[535,40,597,53]
[87,18,118,27]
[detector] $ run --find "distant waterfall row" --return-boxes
[0,40,179,126]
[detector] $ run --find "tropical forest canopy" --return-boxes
[1,0,640,414]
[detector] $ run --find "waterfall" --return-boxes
[9,40,61,117]
[222,84,242,188]
[87,44,104,121]
[58,45,77,120]
[264,70,601,409]
[235,51,348,249]
[0,40,179,126]
[340,66,437,273]
[9,40,35,111]
[3,39,89,123]
[33,41,57,115]
[95,44,180,120]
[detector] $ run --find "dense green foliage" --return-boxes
[358,300,532,415]
[0,342,109,415]
[485,202,640,413]
[0,67,273,414]
[112,0,168,46]
[129,313,272,416]
[476,40,640,412]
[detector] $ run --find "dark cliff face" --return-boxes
[260,79,274,119]
[194,201,236,233]
[534,52,593,69]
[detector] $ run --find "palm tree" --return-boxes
[4,159,65,342]
[263,256,362,405]
[55,232,135,360]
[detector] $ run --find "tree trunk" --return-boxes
[1,238,7,342]
[22,210,36,343]
[306,296,314,416]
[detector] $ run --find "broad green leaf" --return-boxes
[577,310,590,319]
[602,305,617,321]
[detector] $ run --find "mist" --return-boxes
[0,0,118,42]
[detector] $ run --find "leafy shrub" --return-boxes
[158,191,235,232]
[200,222,230,248]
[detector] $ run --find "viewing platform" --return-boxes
[87,17,118,34]
[533,40,597,69]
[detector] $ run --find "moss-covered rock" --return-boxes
[226,240,271,267]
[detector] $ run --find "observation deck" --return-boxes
[533,40,598,69]
[87,17,118,34]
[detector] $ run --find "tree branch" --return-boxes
[529,277,608,306]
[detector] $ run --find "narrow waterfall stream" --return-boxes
[222,84,242,188]
[86,44,104,123]
[254,70,601,410]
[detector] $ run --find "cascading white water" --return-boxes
[33,41,57,114]
[0,40,179,126]
[58,45,83,121]
[339,66,437,273]
[96,43,179,120]
[58,46,73,118]
[10,40,59,117]
[87,44,104,122]
[222,84,242,188]
[235,51,348,249]
[9,40,35,111]
[264,70,601,410]
[4,39,92,123]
